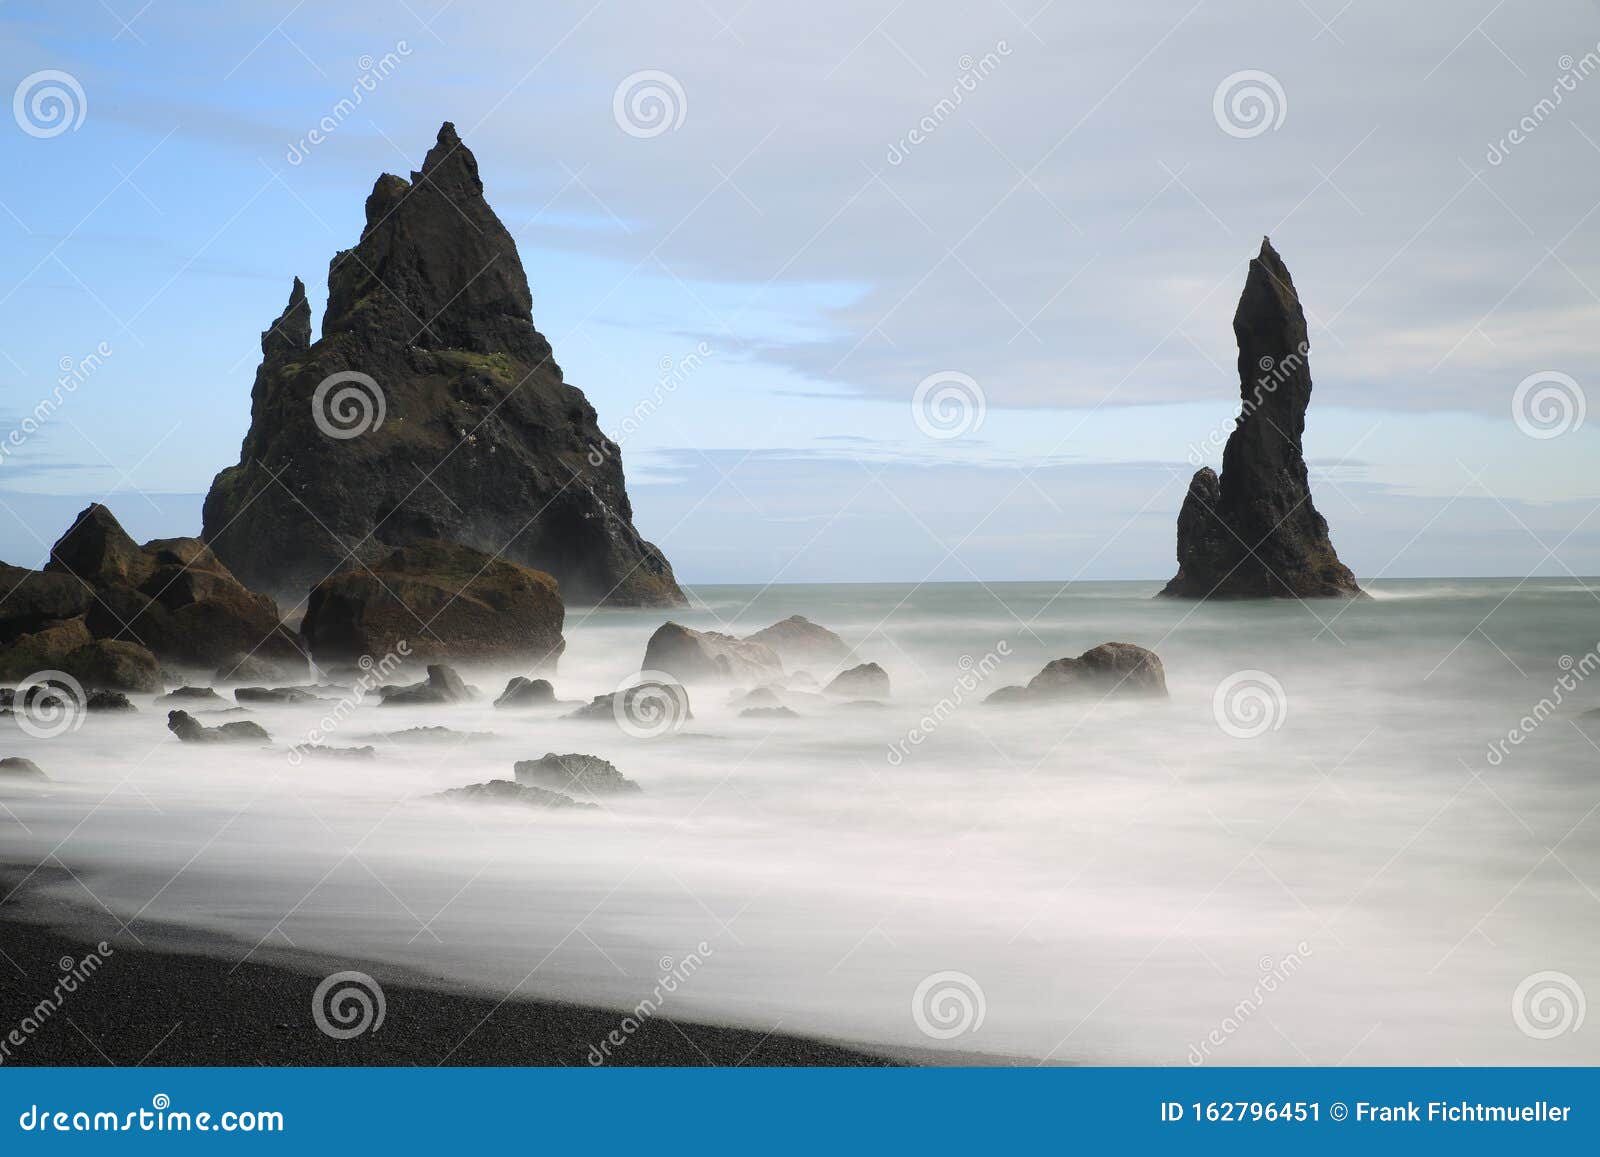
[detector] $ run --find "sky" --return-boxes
[1,0,1598,583]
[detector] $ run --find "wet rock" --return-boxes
[85,690,135,712]
[495,676,555,708]
[379,663,474,706]
[61,639,162,693]
[741,615,850,669]
[642,622,784,684]
[1161,239,1362,600]
[0,616,93,681]
[301,540,565,668]
[431,779,596,810]
[167,709,271,744]
[0,565,92,644]
[565,681,694,730]
[514,752,641,796]
[824,662,890,700]
[987,643,1167,703]
[234,686,328,704]
[202,122,684,608]
[0,756,46,780]
[158,686,226,704]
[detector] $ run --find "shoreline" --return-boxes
[0,867,1002,1067]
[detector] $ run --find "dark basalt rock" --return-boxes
[30,504,306,673]
[85,690,135,712]
[158,686,226,704]
[379,663,474,706]
[300,539,564,667]
[824,662,890,700]
[742,615,851,670]
[495,676,555,708]
[0,565,91,644]
[234,686,329,704]
[61,639,162,693]
[167,709,271,744]
[201,122,685,609]
[514,752,641,796]
[642,622,784,685]
[0,756,46,780]
[0,616,92,681]
[431,779,595,810]
[987,643,1167,703]
[1161,238,1362,600]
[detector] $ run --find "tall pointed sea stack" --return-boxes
[1161,238,1361,599]
[203,122,685,607]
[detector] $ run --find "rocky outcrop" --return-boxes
[495,676,554,708]
[7,504,308,679]
[300,540,564,667]
[514,753,640,796]
[1162,239,1362,599]
[61,640,162,693]
[234,686,328,704]
[202,122,684,608]
[0,756,46,780]
[742,616,850,670]
[987,643,1167,703]
[824,662,890,700]
[167,710,270,743]
[431,780,595,810]
[642,622,783,684]
[379,663,474,705]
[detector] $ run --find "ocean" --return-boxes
[2,578,1597,1064]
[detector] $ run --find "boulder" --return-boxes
[495,676,555,708]
[167,709,271,744]
[642,622,783,684]
[289,744,376,761]
[301,540,565,667]
[824,662,890,700]
[234,686,328,704]
[514,752,641,796]
[213,653,305,684]
[741,615,850,669]
[379,663,474,706]
[431,779,596,810]
[158,686,226,704]
[987,643,1167,703]
[1161,239,1362,599]
[0,565,91,643]
[0,616,93,681]
[85,690,135,712]
[566,682,694,731]
[0,756,46,780]
[201,122,684,608]
[61,640,162,693]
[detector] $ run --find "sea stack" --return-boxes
[1160,238,1362,599]
[202,122,685,608]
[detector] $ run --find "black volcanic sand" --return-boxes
[0,870,897,1067]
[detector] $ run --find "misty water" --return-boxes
[3,579,1597,1064]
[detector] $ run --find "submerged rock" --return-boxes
[167,709,271,744]
[431,779,596,810]
[741,705,799,719]
[366,725,493,743]
[1161,239,1362,599]
[824,662,890,700]
[642,622,784,684]
[0,756,46,780]
[290,744,377,761]
[514,752,641,796]
[987,643,1167,703]
[202,122,684,608]
[742,615,850,669]
[234,686,328,704]
[566,681,694,732]
[85,690,135,712]
[379,663,474,705]
[158,686,226,704]
[495,676,555,708]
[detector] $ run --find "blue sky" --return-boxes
[1,0,1598,583]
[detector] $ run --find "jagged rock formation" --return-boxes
[642,622,784,684]
[202,122,684,608]
[301,540,564,667]
[1161,239,1362,599]
[514,752,640,796]
[0,504,303,686]
[987,642,1167,704]
[823,662,890,700]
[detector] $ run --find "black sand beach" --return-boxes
[0,870,896,1067]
